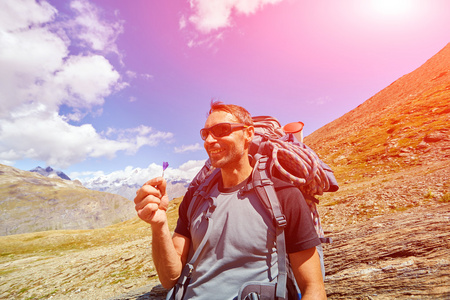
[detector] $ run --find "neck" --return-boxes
[220,161,253,188]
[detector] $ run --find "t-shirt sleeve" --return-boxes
[174,188,193,239]
[275,181,321,253]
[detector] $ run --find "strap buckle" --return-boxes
[257,156,269,170]
[187,264,194,278]
[275,215,287,228]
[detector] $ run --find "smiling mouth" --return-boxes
[209,149,223,155]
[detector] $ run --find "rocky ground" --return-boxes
[0,236,160,300]
[324,202,450,299]
[319,159,450,231]
[0,160,448,299]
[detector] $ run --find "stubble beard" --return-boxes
[209,147,245,170]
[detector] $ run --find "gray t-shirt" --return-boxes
[175,175,320,300]
[185,184,277,299]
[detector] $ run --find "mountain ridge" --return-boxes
[29,166,71,181]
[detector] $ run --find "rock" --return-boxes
[108,284,168,300]
[323,203,450,299]
[121,253,136,261]
[417,140,429,149]
[424,131,450,143]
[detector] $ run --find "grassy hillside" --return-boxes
[0,197,182,300]
[0,164,135,235]
[0,197,182,257]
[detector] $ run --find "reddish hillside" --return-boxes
[305,43,450,181]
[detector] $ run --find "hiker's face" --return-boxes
[203,111,250,169]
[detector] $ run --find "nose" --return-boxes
[204,131,217,144]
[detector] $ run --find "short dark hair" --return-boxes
[208,100,253,126]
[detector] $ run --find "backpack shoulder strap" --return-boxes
[171,168,222,300]
[247,155,288,300]
[187,168,221,227]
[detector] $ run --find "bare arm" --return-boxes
[151,227,190,288]
[289,247,327,300]
[134,177,190,289]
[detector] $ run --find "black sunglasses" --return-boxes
[200,123,249,140]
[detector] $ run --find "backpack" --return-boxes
[167,116,338,300]
[188,116,338,241]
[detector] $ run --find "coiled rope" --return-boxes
[266,139,330,196]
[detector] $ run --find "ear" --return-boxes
[245,126,255,145]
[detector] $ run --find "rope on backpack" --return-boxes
[266,138,330,196]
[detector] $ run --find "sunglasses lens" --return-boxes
[200,123,233,140]
[211,123,231,137]
[200,129,208,140]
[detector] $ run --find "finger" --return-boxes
[134,184,161,204]
[135,194,160,212]
[144,177,167,198]
[136,203,158,221]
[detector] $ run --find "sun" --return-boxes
[369,0,416,18]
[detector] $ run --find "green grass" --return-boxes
[0,196,182,257]
[18,288,29,295]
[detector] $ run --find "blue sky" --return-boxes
[1,0,449,185]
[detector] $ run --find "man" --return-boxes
[134,101,326,299]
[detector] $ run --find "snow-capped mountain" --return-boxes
[30,166,71,180]
[85,178,190,201]
[78,161,206,201]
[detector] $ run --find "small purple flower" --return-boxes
[162,161,169,177]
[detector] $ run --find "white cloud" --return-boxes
[0,0,169,169]
[0,27,69,116]
[0,0,57,32]
[104,125,174,154]
[179,15,187,30]
[174,143,203,153]
[0,106,174,168]
[70,0,124,55]
[141,73,154,80]
[69,170,106,181]
[186,0,283,33]
[0,109,125,168]
[307,96,332,106]
[188,0,233,33]
[172,160,207,180]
